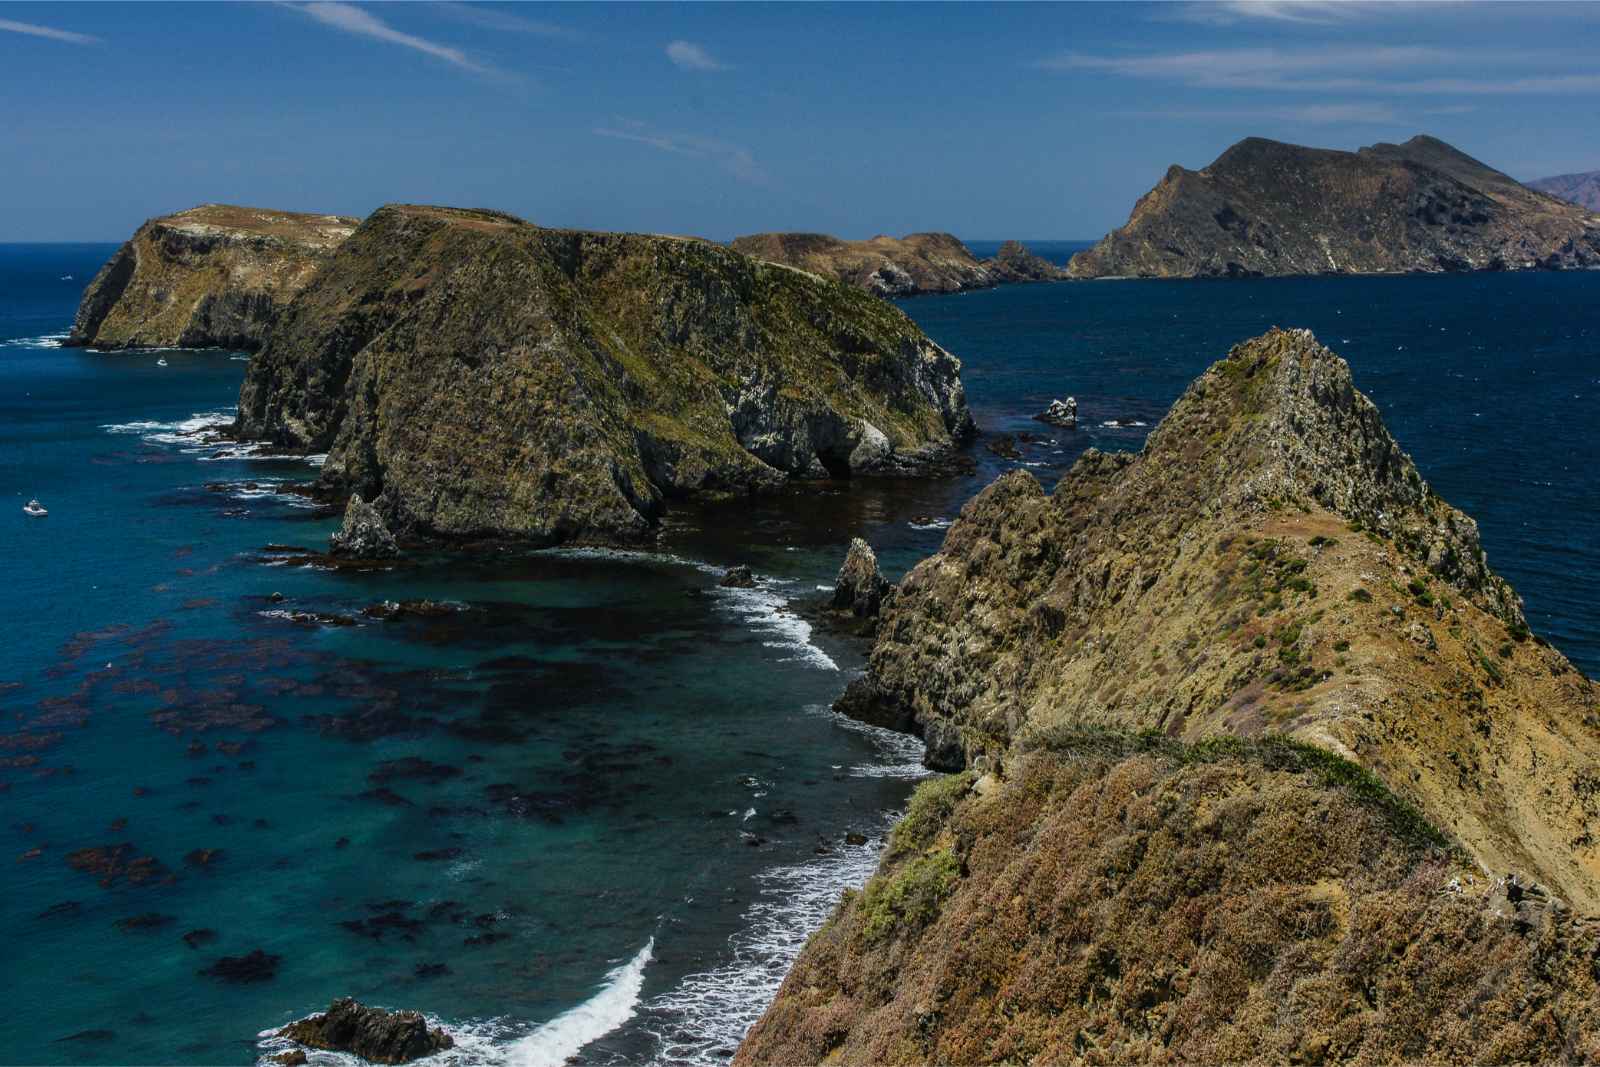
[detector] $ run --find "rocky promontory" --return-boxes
[729,231,1065,297]
[235,205,974,546]
[67,204,358,350]
[739,328,1600,1063]
[1069,135,1600,278]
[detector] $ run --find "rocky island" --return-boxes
[67,204,358,350]
[1069,135,1600,278]
[729,231,1066,297]
[1529,168,1600,212]
[738,328,1600,1063]
[234,204,974,547]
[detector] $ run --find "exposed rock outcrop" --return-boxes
[730,232,1064,297]
[1034,396,1077,428]
[1070,135,1600,278]
[833,538,891,618]
[275,998,452,1064]
[1529,168,1600,212]
[837,328,1600,911]
[328,495,399,559]
[67,204,357,350]
[234,205,974,547]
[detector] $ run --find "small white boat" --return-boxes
[156,357,168,367]
[23,499,47,517]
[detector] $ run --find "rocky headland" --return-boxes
[1529,168,1600,212]
[67,204,358,350]
[738,328,1600,1064]
[729,231,1066,297]
[1069,135,1600,278]
[234,204,974,547]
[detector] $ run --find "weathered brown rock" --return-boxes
[235,205,973,547]
[1070,135,1600,278]
[328,495,399,559]
[832,538,891,618]
[276,998,452,1064]
[67,204,357,350]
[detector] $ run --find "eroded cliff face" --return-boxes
[729,232,1065,297]
[840,328,1600,913]
[1069,135,1600,278]
[234,205,974,546]
[737,736,1600,1065]
[1530,169,1600,213]
[67,204,358,350]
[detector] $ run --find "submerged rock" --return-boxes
[832,539,891,619]
[198,948,280,983]
[1034,396,1077,428]
[328,495,399,559]
[67,204,357,350]
[276,998,453,1064]
[235,204,973,547]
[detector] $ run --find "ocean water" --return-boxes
[2,242,1597,1065]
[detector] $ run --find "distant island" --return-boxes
[66,204,358,351]
[729,232,1066,297]
[1528,168,1600,212]
[1069,134,1600,279]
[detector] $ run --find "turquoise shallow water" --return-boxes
[2,242,1597,1065]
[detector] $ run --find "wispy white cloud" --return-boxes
[595,121,765,183]
[1043,44,1596,95]
[1167,1,1461,26]
[0,17,101,45]
[1122,101,1403,123]
[289,2,487,74]
[429,2,575,39]
[665,40,726,71]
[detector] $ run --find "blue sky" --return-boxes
[3,1,1598,242]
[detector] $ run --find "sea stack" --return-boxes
[738,327,1600,1064]
[235,205,975,547]
[1069,135,1600,278]
[67,204,358,350]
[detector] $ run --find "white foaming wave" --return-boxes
[636,832,887,1065]
[505,938,655,1067]
[102,406,325,465]
[218,479,323,509]
[5,331,68,349]
[907,517,952,531]
[252,939,655,1067]
[716,583,838,671]
[552,549,839,672]
[630,701,921,1064]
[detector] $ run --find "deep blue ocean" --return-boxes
[2,240,1596,1066]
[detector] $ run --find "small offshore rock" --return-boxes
[198,948,280,983]
[328,495,399,559]
[833,539,892,619]
[720,565,757,589]
[1035,396,1078,428]
[276,997,454,1064]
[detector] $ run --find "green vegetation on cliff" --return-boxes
[737,736,1600,1065]
[235,204,974,546]
[68,204,357,350]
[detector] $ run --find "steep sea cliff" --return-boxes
[739,328,1600,1063]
